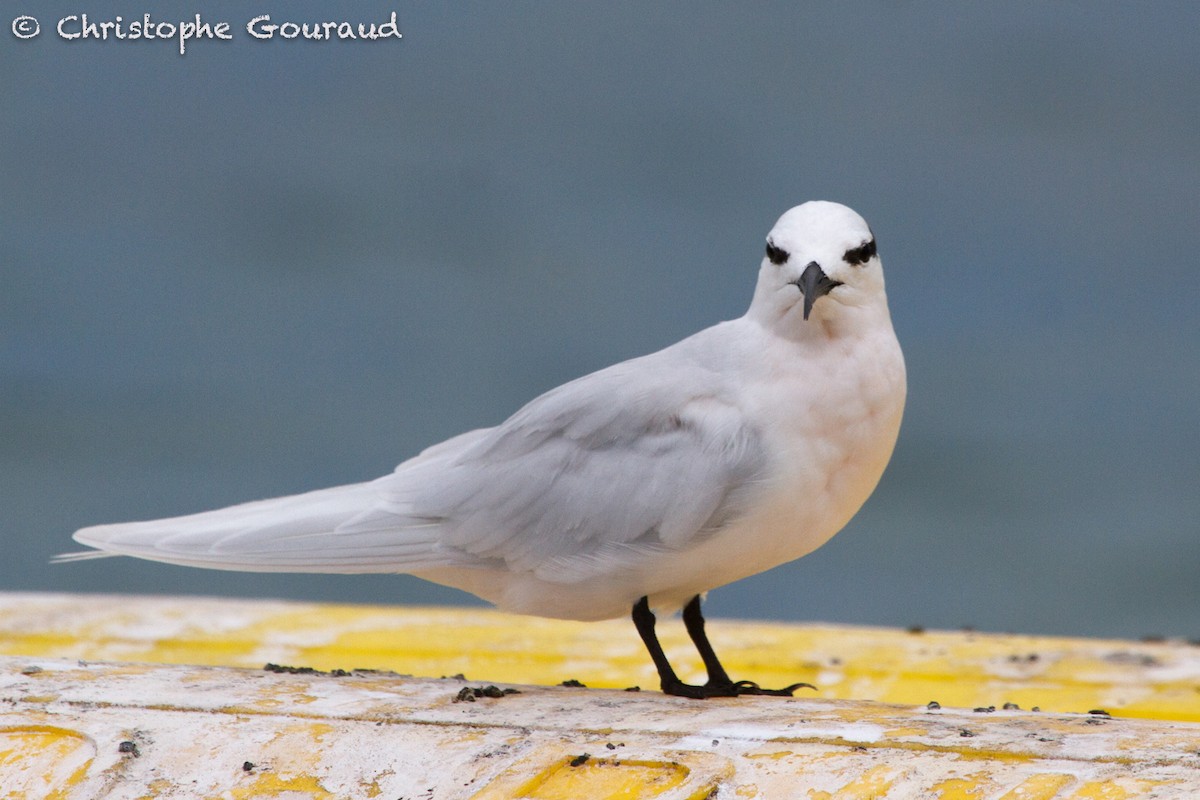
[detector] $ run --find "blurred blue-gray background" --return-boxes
[3,3,1197,639]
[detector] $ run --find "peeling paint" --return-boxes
[2,594,1200,797]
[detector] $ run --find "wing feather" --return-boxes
[69,327,770,584]
[368,346,769,581]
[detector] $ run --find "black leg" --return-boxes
[681,594,815,697]
[631,596,689,692]
[681,595,734,686]
[632,595,816,699]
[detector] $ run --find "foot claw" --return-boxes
[781,681,817,694]
[730,679,815,696]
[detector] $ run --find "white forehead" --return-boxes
[768,201,871,246]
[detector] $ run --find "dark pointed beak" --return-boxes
[797,261,842,320]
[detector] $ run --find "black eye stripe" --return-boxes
[843,238,876,266]
[765,240,789,265]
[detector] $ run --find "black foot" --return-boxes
[632,594,817,700]
[661,678,816,699]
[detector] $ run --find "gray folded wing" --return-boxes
[350,356,769,582]
[69,350,768,583]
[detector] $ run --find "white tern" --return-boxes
[62,201,906,698]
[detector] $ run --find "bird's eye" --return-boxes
[843,238,876,266]
[765,240,789,265]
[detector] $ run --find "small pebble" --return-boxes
[453,685,521,702]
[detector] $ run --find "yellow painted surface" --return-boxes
[221,772,337,800]
[819,763,896,798]
[471,746,734,800]
[1070,783,1131,799]
[1,592,1198,724]
[0,725,94,800]
[511,757,688,800]
[929,773,991,798]
[997,774,1075,800]
[1,593,1200,798]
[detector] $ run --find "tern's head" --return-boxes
[749,201,888,331]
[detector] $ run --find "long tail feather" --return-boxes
[64,481,448,574]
